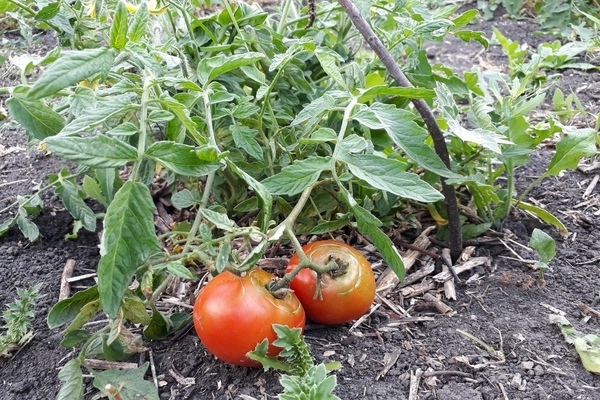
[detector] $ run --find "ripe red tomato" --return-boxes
[193,268,305,367]
[286,240,376,325]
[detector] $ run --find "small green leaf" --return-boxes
[28,48,116,100]
[513,200,567,235]
[55,180,97,232]
[64,300,101,333]
[544,127,598,178]
[215,240,231,273]
[93,363,159,400]
[59,94,136,136]
[44,135,138,168]
[231,124,263,161]
[98,182,161,318]
[56,359,83,400]
[165,261,197,281]
[0,217,16,237]
[83,175,109,208]
[128,1,149,42]
[227,160,272,232]
[145,142,222,177]
[197,52,264,85]
[314,48,347,90]
[200,208,235,231]
[106,122,138,136]
[60,330,92,348]
[529,228,556,265]
[171,189,202,208]
[358,86,435,102]
[6,96,65,141]
[262,157,330,196]
[110,1,128,50]
[35,3,60,20]
[310,217,351,235]
[143,307,172,340]
[16,214,39,242]
[122,295,152,324]
[48,286,99,329]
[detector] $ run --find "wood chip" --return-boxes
[576,303,600,319]
[67,272,97,283]
[59,259,76,301]
[399,280,436,298]
[376,348,402,380]
[583,175,599,198]
[431,257,489,283]
[408,368,424,400]
[84,359,139,370]
[422,293,454,315]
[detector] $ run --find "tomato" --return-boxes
[193,268,305,367]
[286,240,376,325]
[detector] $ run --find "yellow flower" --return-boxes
[125,0,168,14]
[78,79,100,90]
[85,0,97,18]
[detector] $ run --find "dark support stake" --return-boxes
[337,0,463,262]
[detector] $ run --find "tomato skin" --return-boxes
[286,240,376,325]
[193,269,305,367]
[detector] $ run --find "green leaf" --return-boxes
[93,363,159,400]
[0,217,16,237]
[61,330,92,348]
[110,1,128,50]
[314,48,347,90]
[247,339,293,373]
[56,359,83,400]
[145,142,222,177]
[158,94,206,144]
[143,307,172,340]
[6,96,64,141]
[200,208,235,231]
[231,123,263,161]
[64,300,101,333]
[227,160,273,232]
[28,48,116,100]
[544,128,598,178]
[310,216,351,235]
[44,135,138,168]
[165,261,197,281]
[127,1,149,42]
[215,240,231,273]
[122,295,152,324]
[106,122,139,136]
[98,182,161,318]
[171,189,202,208]
[279,365,340,400]
[340,153,444,203]
[551,314,600,374]
[262,157,331,196]
[35,3,60,20]
[353,103,458,178]
[358,86,435,102]
[48,286,99,329]
[59,94,136,136]
[83,175,109,207]
[238,239,268,271]
[513,200,567,235]
[16,214,39,242]
[55,180,97,232]
[197,52,265,85]
[529,228,556,264]
[344,193,405,281]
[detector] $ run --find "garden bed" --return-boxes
[1,3,599,400]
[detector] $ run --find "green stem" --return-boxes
[6,0,61,32]
[277,0,294,34]
[0,173,78,215]
[517,175,544,203]
[129,72,153,181]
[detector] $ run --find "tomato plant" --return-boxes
[286,240,376,325]
[193,268,306,367]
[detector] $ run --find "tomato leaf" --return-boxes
[339,153,444,203]
[60,330,92,348]
[145,142,222,177]
[54,180,97,232]
[529,228,556,265]
[27,48,116,100]
[64,300,101,333]
[544,127,598,178]
[262,157,331,196]
[48,286,99,329]
[93,363,159,400]
[35,2,60,20]
[59,94,136,136]
[200,208,236,231]
[512,199,567,235]
[98,182,161,318]
[45,135,138,168]
[226,160,272,232]
[128,1,149,42]
[197,52,265,85]
[109,1,128,50]
[16,213,39,242]
[165,261,198,281]
[171,189,202,208]
[83,175,109,208]
[231,123,264,161]
[122,295,152,324]
[56,359,84,400]
[215,239,231,273]
[6,94,65,141]
[143,306,172,340]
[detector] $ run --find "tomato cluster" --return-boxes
[192,240,376,366]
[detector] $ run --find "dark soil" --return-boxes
[1,8,599,400]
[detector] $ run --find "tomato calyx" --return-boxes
[269,254,344,295]
[268,278,295,299]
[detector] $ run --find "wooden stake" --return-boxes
[59,259,76,301]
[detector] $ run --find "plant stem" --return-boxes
[129,72,152,181]
[6,0,61,32]
[277,0,294,34]
[337,0,463,261]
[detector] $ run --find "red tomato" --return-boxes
[286,240,376,325]
[193,268,305,367]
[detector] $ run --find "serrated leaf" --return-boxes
[28,48,116,100]
[353,103,459,178]
[314,48,347,90]
[215,240,231,273]
[93,363,159,400]
[345,193,405,281]
[226,160,272,232]
[55,180,97,232]
[544,128,597,178]
[83,175,109,207]
[48,286,99,329]
[171,189,202,208]
[310,216,351,235]
[340,153,444,203]
[145,142,222,177]
[200,208,235,231]
[16,214,39,242]
[35,2,60,20]
[110,1,128,50]
[128,1,149,42]
[69,86,97,117]
[262,157,330,196]
[166,261,197,281]
[44,135,138,168]
[98,182,161,318]
[231,123,263,161]
[197,52,265,85]
[59,94,136,136]
[6,96,64,141]
[529,228,556,264]
[106,122,138,136]
[56,359,83,400]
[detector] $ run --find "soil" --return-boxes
[1,7,600,400]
